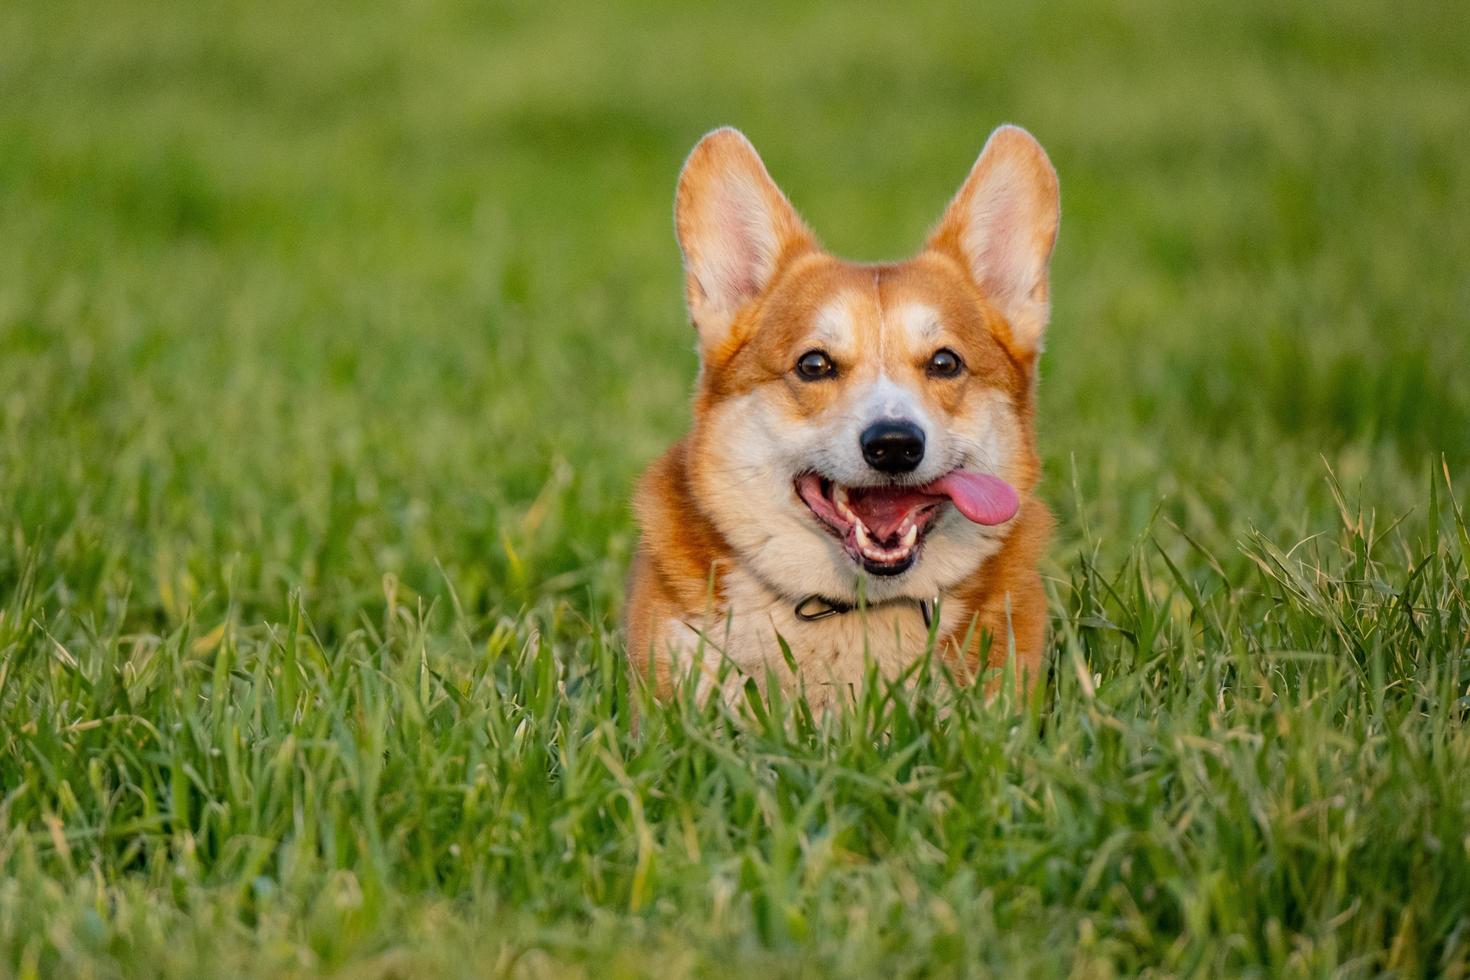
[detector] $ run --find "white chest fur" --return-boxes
[664,569,972,709]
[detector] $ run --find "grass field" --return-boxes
[3,0,1470,975]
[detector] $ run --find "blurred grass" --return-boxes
[1,0,1468,975]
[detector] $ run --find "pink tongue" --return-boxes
[927,471,1020,526]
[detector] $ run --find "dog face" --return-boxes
[675,127,1059,605]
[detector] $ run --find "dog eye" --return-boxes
[927,348,963,378]
[795,349,836,380]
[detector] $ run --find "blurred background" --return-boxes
[2,0,1467,630]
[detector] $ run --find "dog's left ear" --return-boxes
[928,126,1060,357]
[675,128,815,352]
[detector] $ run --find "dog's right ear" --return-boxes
[675,128,815,351]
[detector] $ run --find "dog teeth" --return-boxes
[853,522,885,561]
[852,516,922,564]
[833,485,859,524]
[834,483,925,567]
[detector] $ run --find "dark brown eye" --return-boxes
[795,349,836,380]
[927,347,963,378]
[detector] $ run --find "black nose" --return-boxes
[860,420,925,473]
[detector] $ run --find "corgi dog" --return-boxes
[626,125,1059,709]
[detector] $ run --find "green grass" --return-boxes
[2,0,1469,975]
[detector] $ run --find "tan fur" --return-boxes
[627,126,1060,706]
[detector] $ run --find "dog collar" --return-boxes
[794,593,936,630]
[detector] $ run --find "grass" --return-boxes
[1,0,1469,975]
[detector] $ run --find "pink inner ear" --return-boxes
[713,201,759,299]
[964,163,1042,308]
[701,176,778,311]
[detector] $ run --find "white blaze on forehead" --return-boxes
[855,304,942,429]
[890,301,943,349]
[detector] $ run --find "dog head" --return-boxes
[676,126,1059,605]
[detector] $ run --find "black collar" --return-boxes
[794,593,936,629]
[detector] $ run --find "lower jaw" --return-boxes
[860,552,916,576]
[846,529,926,575]
[833,518,936,577]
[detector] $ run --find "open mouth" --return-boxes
[795,471,1021,576]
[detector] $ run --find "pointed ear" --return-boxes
[675,128,815,349]
[928,125,1060,356]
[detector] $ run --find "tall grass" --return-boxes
[2,0,1468,974]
